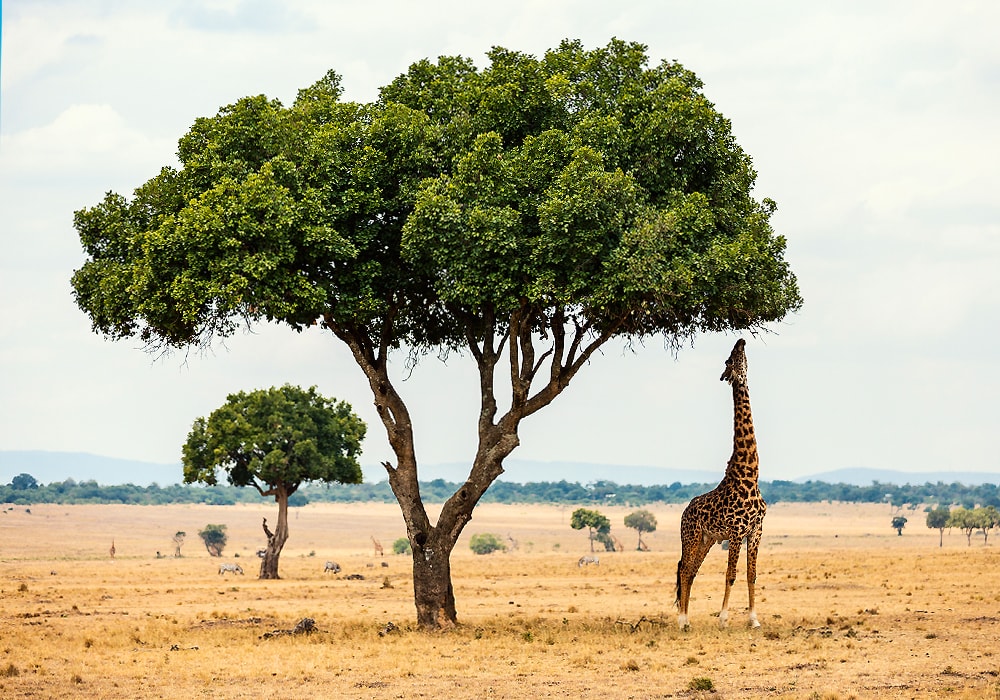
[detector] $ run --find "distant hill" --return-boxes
[0,451,182,486]
[793,467,1000,487]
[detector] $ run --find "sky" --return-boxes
[1,0,999,483]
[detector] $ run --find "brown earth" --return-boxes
[1,501,997,699]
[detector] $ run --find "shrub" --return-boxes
[469,533,505,555]
[688,677,714,691]
[392,537,412,555]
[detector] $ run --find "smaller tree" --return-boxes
[925,506,950,547]
[976,506,999,545]
[624,510,657,551]
[571,508,611,553]
[172,531,186,557]
[183,384,366,579]
[891,515,907,536]
[469,533,506,555]
[947,507,978,546]
[393,537,412,555]
[198,524,228,557]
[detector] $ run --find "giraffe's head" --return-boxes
[720,338,747,385]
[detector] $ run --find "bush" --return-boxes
[392,537,412,555]
[688,677,714,691]
[469,533,506,555]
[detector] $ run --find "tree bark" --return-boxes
[259,487,290,579]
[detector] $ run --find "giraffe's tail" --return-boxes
[674,560,682,607]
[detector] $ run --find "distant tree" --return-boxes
[891,515,907,536]
[571,508,611,553]
[976,506,999,545]
[392,537,412,555]
[183,384,365,579]
[624,509,657,550]
[172,531,186,557]
[10,473,38,490]
[947,507,978,546]
[925,506,950,547]
[469,533,506,555]
[198,524,228,557]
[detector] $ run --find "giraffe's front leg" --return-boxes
[718,538,743,629]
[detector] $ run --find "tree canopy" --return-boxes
[71,38,801,627]
[182,384,365,495]
[72,38,800,355]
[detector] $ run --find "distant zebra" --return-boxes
[219,563,244,575]
[578,555,599,567]
[323,561,341,574]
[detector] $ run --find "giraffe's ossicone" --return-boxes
[675,338,767,630]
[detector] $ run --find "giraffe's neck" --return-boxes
[724,381,759,483]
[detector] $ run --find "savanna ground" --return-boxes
[1,500,998,699]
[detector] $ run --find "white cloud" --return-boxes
[2,104,175,179]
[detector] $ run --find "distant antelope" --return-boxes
[578,555,599,567]
[219,563,244,575]
[323,561,341,574]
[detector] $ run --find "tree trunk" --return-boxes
[410,528,458,628]
[259,488,290,580]
[328,304,614,629]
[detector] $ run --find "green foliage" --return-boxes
[570,507,610,533]
[926,506,950,530]
[71,38,800,357]
[688,677,714,691]
[9,473,38,491]
[624,509,657,533]
[182,384,365,498]
[392,537,412,555]
[946,506,1000,545]
[198,523,228,556]
[3,477,1000,508]
[469,533,506,555]
[571,507,611,551]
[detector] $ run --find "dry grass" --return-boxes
[1,501,998,698]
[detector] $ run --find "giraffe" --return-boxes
[371,536,384,557]
[675,338,767,630]
[109,540,116,559]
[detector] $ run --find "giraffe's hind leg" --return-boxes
[676,534,714,630]
[746,525,763,628]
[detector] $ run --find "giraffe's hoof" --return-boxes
[749,614,761,629]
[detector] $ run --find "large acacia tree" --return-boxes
[183,384,365,578]
[71,39,801,628]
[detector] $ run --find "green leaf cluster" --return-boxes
[181,384,365,496]
[570,507,610,533]
[624,509,657,533]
